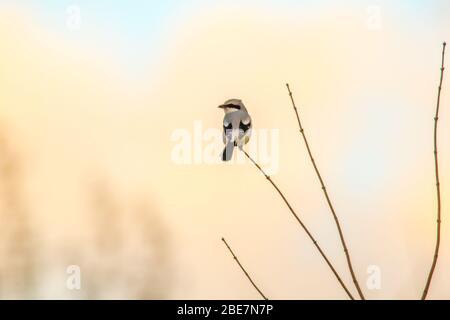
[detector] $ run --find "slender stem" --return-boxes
[221,237,268,300]
[240,149,355,300]
[422,41,446,300]
[285,83,365,300]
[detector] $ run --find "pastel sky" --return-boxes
[0,1,449,299]
[3,0,448,71]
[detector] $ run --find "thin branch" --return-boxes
[285,83,365,299]
[221,237,268,300]
[240,149,355,300]
[422,41,447,300]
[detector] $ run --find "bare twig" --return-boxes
[221,237,268,300]
[285,83,365,300]
[240,149,355,300]
[422,41,447,300]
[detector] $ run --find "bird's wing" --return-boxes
[238,114,251,136]
[236,114,252,147]
[223,117,233,144]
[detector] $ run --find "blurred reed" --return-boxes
[84,181,172,299]
[0,129,36,299]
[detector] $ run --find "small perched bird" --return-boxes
[218,99,252,161]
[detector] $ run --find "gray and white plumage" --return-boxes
[218,99,252,161]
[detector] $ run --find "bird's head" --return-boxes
[218,99,247,114]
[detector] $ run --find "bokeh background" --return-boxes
[0,0,449,299]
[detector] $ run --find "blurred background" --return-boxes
[0,0,449,299]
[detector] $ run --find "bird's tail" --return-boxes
[222,141,234,161]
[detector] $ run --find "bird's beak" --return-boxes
[218,105,226,109]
